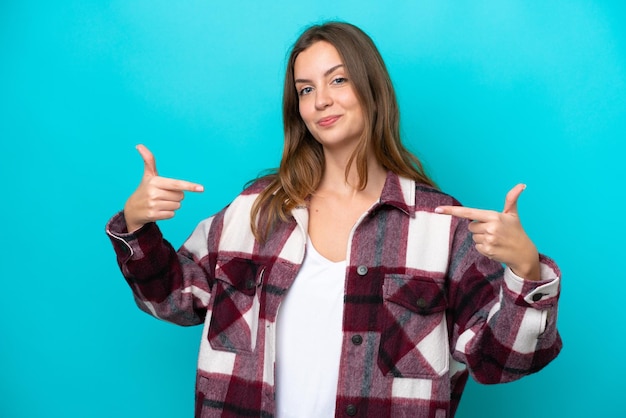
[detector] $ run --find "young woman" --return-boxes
[107,22,561,418]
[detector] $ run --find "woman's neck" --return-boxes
[316,147,387,199]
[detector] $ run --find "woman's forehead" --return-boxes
[294,41,344,78]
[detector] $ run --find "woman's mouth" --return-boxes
[317,115,341,127]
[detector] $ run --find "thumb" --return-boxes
[136,144,158,177]
[503,183,526,214]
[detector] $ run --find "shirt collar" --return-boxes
[379,171,415,216]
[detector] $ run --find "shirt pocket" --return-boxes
[207,255,265,354]
[378,273,450,379]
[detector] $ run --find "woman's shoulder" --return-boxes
[239,174,277,197]
[221,174,277,216]
[413,181,462,210]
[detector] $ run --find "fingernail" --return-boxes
[196,185,204,192]
[434,207,443,213]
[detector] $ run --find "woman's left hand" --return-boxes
[435,184,541,281]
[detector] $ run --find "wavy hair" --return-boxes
[250,22,436,240]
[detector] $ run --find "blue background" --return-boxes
[1,1,624,417]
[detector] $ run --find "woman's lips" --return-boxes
[317,115,341,127]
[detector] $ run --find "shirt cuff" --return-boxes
[503,254,561,308]
[105,211,161,261]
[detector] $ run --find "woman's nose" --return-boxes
[315,86,332,110]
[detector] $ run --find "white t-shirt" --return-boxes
[276,237,347,417]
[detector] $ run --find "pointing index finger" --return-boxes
[434,205,494,222]
[158,177,205,193]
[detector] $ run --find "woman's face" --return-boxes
[293,41,365,153]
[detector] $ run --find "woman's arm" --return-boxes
[105,145,214,326]
[437,185,562,383]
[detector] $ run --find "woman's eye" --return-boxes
[299,86,313,96]
[332,77,347,85]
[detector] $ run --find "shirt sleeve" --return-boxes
[105,211,218,326]
[447,216,562,384]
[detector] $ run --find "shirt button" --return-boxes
[357,265,368,276]
[351,334,363,345]
[416,297,428,309]
[346,404,357,416]
[245,279,255,290]
[532,293,544,302]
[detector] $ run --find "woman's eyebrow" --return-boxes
[295,64,345,84]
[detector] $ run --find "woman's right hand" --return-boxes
[123,144,204,233]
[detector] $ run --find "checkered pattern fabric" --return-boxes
[106,172,562,417]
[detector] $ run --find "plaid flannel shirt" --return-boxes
[106,172,562,418]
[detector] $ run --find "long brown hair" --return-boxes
[250,21,436,240]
